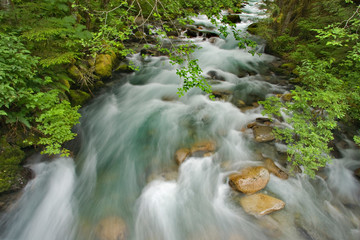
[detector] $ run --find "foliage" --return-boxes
[0,32,80,156]
[260,0,360,176]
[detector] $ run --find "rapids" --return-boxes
[1,1,360,240]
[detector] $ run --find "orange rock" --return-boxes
[264,158,288,179]
[253,126,275,142]
[229,166,270,194]
[239,193,285,216]
[175,148,190,165]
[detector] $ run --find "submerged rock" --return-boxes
[175,148,191,165]
[253,126,275,142]
[239,193,285,216]
[95,216,127,240]
[190,140,217,154]
[229,166,270,194]
[264,158,288,179]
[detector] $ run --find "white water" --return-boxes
[1,1,360,240]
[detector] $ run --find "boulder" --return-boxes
[68,65,83,80]
[227,15,241,23]
[253,126,275,142]
[239,193,285,216]
[229,166,270,194]
[95,216,127,240]
[68,90,91,106]
[212,90,232,101]
[247,23,258,35]
[175,148,191,165]
[190,140,216,154]
[247,122,257,129]
[264,158,288,179]
[95,54,115,79]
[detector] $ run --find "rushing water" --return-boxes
[1,1,360,240]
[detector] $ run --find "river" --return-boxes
[1,1,360,239]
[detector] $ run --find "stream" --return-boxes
[1,1,360,239]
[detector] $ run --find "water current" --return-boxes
[1,1,360,240]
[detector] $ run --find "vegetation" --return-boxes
[258,0,360,176]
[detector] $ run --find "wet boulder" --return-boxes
[226,15,241,23]
[175,148,191,165]
[264,158,288,180]
[253,125,275,142]
[239,193,285,216]
[212,90,232,101]
[229,166,270,194]
[95,216,127,240]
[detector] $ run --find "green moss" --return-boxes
[95,53,116,79]
[69,89,92,106]
[68,64,84,80]
[0,137,27,193]
[0,137,25,165]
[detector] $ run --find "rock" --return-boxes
[203,152,214,157]
[354,168,360,180]
[212,90,232,101]
[227,14,241,23]
[264,158,288,179]
[247,23,258,35]
[68,65,83,80]
[281,93,292,102]
[95,54,115,79]
[95,216,127,240]
[147,170,178,182]
[115,62,134,73]
[68,89,91,106]
[255,117,271,124]
[175,148,190,165]
[207,70,225,81]
[229,166,270,194]
[203,32,220,38]
[0,191,22,212]
[253,126,275,142]
[0,165,33,193]
[185,29,198,38]
[233,99,246,108]
[247,122,257,129]
[239,193,285,216]
[190,140,216,154]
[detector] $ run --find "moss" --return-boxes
[69,89,92,106]
[95,54,114,79]
[68,64,84,80]
[0,137,27,193]
[0,137,25,165]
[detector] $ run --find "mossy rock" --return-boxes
[95,54,115,79]
[0,137,29,194]
[247,23,259,35]
[0,165,33,193]
[115,62,135,73]
[6,130,40,149]
[227,15,241,23]
[69,89,92,106]
[68,65,84,80]
[280,62,296,71]
[0,137,25,165]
